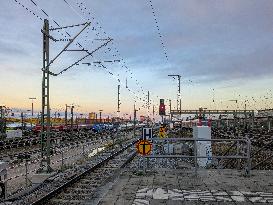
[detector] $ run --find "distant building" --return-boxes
[257,109,273,117]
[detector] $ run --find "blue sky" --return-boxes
[0,0,273,118]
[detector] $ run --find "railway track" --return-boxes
[10,140,137,205]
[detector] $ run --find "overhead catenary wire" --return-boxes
[27,0,93,57]
[75,0,154,99]
[17,0,114,79]
[146,0,169,62]
[83,62,151,110]
[13,0,161,115]
[13,0,95,73]
[13,0,43,21]
[67,0,157,109]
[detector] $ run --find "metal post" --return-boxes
[143,156,146,173]
[29,97,36,129]
[133,104,137,139]
[0,106,6,137]
[65,104,68,126]
[99,110,103,123]
[169,99,172,121]
[194,138,197,175]
[178,75,181,118]
[126,119,127,133]
[251,111,255,128]
[236,141,240,169]
[246,138,251,177]
[25,159,28,188]
[233,112,236,135]
[147,91,150,110]
[244,102,247,129]
[167,138,170,154]
[71,105,74,130]
[29,97,36,117]
[61,149,64,170]
[147,91,150,124]
[21,112,24,130]
[168,74,181,119]
[111,131,114,148]
[118,85,121,112]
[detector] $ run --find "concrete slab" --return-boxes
[98,169,273,205]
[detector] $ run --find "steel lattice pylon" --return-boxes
[39,19,52,173]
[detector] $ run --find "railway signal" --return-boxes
[159,99,166,116]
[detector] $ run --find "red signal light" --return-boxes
[159,104,165,115]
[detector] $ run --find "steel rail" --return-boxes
[251,154,273,170]
[30,140,137,205]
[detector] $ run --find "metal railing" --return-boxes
[142,137,251,177]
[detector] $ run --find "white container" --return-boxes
[193,126,212,167]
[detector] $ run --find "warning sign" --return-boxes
[159,126,166,138]
[136,140,152,156]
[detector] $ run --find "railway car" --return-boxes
[33,123,94,132]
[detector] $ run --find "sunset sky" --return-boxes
[1,0,273,118]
